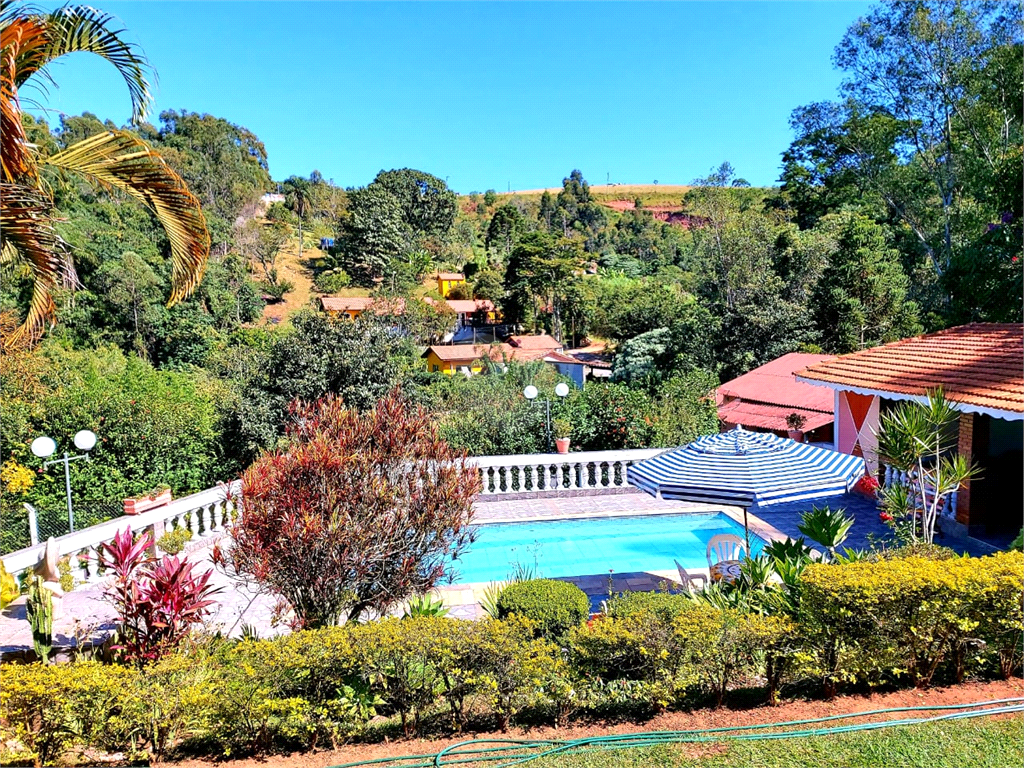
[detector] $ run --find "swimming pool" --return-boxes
[450,512,763,584]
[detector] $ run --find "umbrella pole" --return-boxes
[743,507,751,553]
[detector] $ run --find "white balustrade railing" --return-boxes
[1,481,241,580]
[880,463,958,519]
[470,449,662,496]
[2,449,669,579]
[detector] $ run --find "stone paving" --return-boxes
[0,490,999,654]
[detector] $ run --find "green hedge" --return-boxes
[1,552,1021,764]
[496,579,590,642]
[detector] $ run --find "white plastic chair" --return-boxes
[706,534,747,569]
[674,559,708,592]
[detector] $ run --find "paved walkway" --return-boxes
[0,490,998,654]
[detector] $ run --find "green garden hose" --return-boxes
[326,697,1024,768]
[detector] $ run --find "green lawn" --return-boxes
[518,716,1023,768]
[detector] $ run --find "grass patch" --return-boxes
[523,715,1024,768]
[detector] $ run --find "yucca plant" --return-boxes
[1,3,209,349]
[798,505,855,561]
[875,388,977,546]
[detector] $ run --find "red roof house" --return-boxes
[716,352,836,440]
[797,324,1023,538]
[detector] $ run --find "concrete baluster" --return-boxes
[86,547,100,581]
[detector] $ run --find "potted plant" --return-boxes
[785,412,807,442]
[123,485,172,516]
[553,418,572,454]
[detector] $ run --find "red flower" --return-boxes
[879,512,893,523]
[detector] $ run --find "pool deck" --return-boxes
[0,490,1000,654]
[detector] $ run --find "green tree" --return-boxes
[282,175,313,261]
[339,185,409,284]
[370,168,457,239]
[486,203,528,258]
[811,214,922,352]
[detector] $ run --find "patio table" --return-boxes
[710,560,742,584]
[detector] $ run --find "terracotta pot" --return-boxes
[123,488,172,516]
[555,437,571,454]
[787,429,805,443]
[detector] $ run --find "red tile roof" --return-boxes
[506,334,563,351]
[715,352,836,433]
[796,324,1024,415]
[444,299,495,314]
[717,353,836,413]
[319,296,375,312]
[543,351,585,365]
[319,296,406,314]
[423,344,551,364]
[718,401,834,433]
[436,272,465,281]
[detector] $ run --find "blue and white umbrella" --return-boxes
[628,427,866,509]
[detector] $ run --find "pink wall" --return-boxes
[836,391,880,473]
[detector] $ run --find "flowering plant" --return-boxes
[853,475,881,498]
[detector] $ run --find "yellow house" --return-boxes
[319,296,376,320]
[436,272,466,298]
[423,344,498,374]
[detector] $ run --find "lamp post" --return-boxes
[523,382,570,453]
[31,430,97,533]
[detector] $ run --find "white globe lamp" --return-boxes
[73,430,97,451]
[31,436,56,459]
[523,385,538,400]
[554,382,570,398]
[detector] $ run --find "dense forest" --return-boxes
[1,1,1020,551]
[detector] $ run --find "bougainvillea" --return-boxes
[226,389,480,627]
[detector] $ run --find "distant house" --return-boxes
[436,272,466,298]
[425,297,499,328]
[566,343,614,380]
[423,344,509,375]
[716,353,836,443]
[422,336,579,380]
[542,351,588,388]
[797,324,1023,539]
[319,296,376,320]
[506,334,563,353]
[319,296,405,320]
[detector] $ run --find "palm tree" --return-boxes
[282,175,311,262]
[1,3,209,350]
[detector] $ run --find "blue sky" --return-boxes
[33,2,873,192]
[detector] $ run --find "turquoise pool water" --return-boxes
[451,512,763,584]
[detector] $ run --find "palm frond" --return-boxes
[0,181,74,349]
[46,130,210,302]
[8,3,152,123]
[0,14,47,181]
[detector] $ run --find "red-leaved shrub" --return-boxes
[226,389,480,627]
[99,528,221,666]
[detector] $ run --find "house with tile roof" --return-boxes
[797,324,1023,540]
[319,296,377,320]
[505,333,564,353]
[435,272,466,297]
[422,338,588,386]
[716,353,836,442]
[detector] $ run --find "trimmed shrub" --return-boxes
[673,605,797,707]
[0,662,138,766]
[470,616,564,731]
[605,590,694,623]
[157,526,193,555]
[496,579,590,642]
[799,552,1024,694]
[569,611,686,711]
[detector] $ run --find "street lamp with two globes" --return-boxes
[31,429,97,533]
[523,382,570,453]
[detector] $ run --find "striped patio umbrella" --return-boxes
[628,427,866,548]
